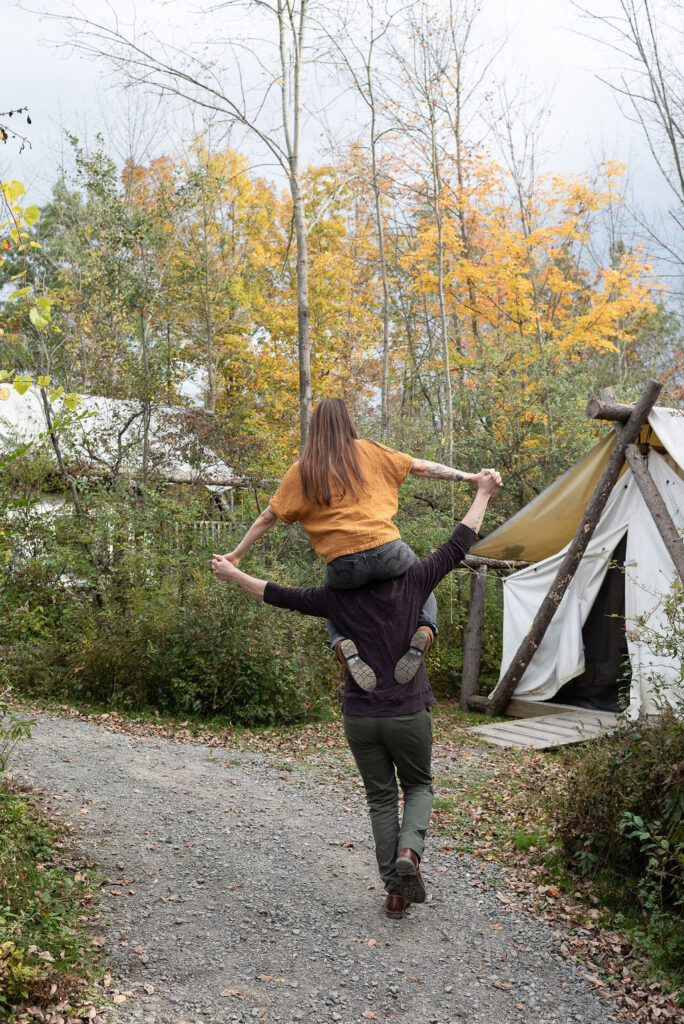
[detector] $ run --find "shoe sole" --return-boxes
[396,853,427,904]
[394,629,430,685]
[338,639,377,692]
[385,907,406,919]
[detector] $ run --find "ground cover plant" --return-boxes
[0,680,105,1023]
[0,782,106,1023]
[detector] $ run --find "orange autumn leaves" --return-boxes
[47,138,659,472]
[407,158,656,369]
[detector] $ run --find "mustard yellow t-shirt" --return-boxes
[269,440,413,563]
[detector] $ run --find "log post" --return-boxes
[623,444,684,584]
[603,390,684,583]
[585,398,635,422]
[480,379,663,716]
[460,565,488,710]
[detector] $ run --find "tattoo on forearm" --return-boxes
[426,463,465,481]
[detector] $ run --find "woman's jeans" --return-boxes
[324,538,438,649]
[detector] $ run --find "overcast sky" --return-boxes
[2,0,669,222]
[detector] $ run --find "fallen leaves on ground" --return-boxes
[11,698,682,1023]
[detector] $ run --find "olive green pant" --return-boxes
[343,709,433,894]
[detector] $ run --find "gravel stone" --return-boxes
[13,714,622,1024]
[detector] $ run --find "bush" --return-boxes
[554,712,684,976]
[1,485,335,725]
[555,713,684,904]
[1,469,507,722]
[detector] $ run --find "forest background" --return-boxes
[0,0,683,724]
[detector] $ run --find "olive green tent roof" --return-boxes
[472,408,684,563]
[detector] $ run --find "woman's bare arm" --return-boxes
[411,459,477,483]
[212,554,267,599]
[224,506,278,566]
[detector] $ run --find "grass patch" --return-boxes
[0,781,104,1021]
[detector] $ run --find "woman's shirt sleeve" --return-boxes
[268,463,303,524]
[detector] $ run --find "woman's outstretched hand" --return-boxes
[212,555,267,600]
[472,468,503,492]
[212,554,241,582]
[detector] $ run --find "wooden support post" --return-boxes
[480,379,663,716]
[623,444,684,584]
[603,385,684,583]
[460,565,488,710]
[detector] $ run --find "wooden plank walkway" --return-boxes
[470,708,620,750]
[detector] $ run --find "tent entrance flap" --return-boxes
[551,534,631,713]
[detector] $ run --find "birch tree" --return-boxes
[49,0,317,446]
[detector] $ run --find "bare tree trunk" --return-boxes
[279,0,311,448]
[140,307,151,490]
[428,102,455,517]
[201,193,216,415]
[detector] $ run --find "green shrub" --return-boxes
[1,471,507,723]
[556,712,684,903]
[554,711,684,976]
[1,485,335,725]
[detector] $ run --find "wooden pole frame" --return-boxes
[460,565,488,711]
[476,379,664,716]
[622,443,684,583]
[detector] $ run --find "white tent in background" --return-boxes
[472,407,684,719]
[0,388,233,484]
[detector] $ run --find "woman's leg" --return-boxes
[367,540,437,682]
[325,555,377,691]
[366,540,438,634]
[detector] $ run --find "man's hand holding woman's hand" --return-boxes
[472,468,503,492]
[478,468,503,495]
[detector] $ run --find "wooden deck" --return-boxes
[470,705,620,750]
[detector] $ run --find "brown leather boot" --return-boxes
[395,848,426,904]
[385,891,408,919]
[394,626,434,684]
[335,639,377,692]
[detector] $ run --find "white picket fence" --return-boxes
[165,519,238,548]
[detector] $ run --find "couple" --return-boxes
[212,399,502,919]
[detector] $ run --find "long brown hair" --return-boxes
[299,398,367,505]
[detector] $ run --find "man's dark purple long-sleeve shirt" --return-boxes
[264,523,477,717]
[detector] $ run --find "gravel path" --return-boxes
[13,715,621,1024]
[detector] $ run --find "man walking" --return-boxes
[212,469,502,917]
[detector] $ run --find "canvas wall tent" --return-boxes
[472,406,684,720]
[0,388,234,486]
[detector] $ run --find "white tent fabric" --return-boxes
[0,389,233,481]
[499,446,684,717]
